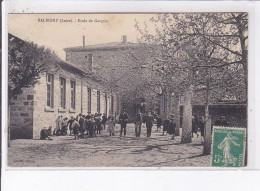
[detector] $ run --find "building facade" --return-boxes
[9,35,119,139]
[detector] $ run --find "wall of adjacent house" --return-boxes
[9,87,34,139]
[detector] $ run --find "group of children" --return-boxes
[40,113,117,140]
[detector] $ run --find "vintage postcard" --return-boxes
[211,127,246,167]
[6,12,248,168]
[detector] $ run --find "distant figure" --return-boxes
[119,109,128,137]
[220,116,229,127]
[47,126,52,136]
[162,117,170,136]
[54,115,62,135]
[215,116,221,126]
[156,115,163,131]
[107,115,115,136]
[72,119,80,139]
[67,116,74,135]
[135,110,143,137]
[61,117,68,135]
[168,115,176,140]
[89,115,96,137]
[96,114,102,134]
[145,112,154,138]
[198,116,205,142]
[102,114,107,130]
[78,114,85,138]
[40,127,52,140]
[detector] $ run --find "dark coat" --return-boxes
[157,117,162,127]
[135,113,142,123]
[145,115,154,128]
[102,116,107,124]
[168,121,176,135]
[119,113,128,125]
[79,116,85,131]
[68,119,74,130]
[40,129,49,140]
[163,119,170,131]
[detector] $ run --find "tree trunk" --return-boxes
[203,71,211,154]
[181,85,193,143]
[203,105,211,155]
[174,95,180,136]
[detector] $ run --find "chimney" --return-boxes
[122,35,127,44]
[83,36,85,47]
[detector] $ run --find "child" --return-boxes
[72,119,80,140]
[162,117,170,136]
[107,116,115,136]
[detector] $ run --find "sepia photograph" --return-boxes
[7,13,248,167]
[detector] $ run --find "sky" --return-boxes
[8,14,157,59]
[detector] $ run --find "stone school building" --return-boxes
[9,34,120,139]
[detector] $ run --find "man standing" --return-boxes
[145,111,154,138]
[102,114,107,130]
[119,109,128,137]
[168,115,176,140]
[162,116,170,136]
[135,110,142,137]
[156,115,162,131]
[78,114,85,138]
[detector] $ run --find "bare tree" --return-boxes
[135,13,247,154]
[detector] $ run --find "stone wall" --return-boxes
[9,87,34,139]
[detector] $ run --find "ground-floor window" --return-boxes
[97,90,100,114]
[60,77,66,109]
[71,81,76,109]
[46,73,54,108]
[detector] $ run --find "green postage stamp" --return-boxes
[211,127,246,167]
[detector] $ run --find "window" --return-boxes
[97,91,100,114]
[46,74,54,108]
[87,88,91,113]
[71,81,76,109]
[111,95,114,115]
[60,77,66,109]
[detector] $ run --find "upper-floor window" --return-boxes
[60,77,66,109]
[97,90,100,114]
[71,81,76,110]
[46,74,54,108]
[87,88,92,113]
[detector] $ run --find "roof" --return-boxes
[64,42,143,52]
[58,60,106,83]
